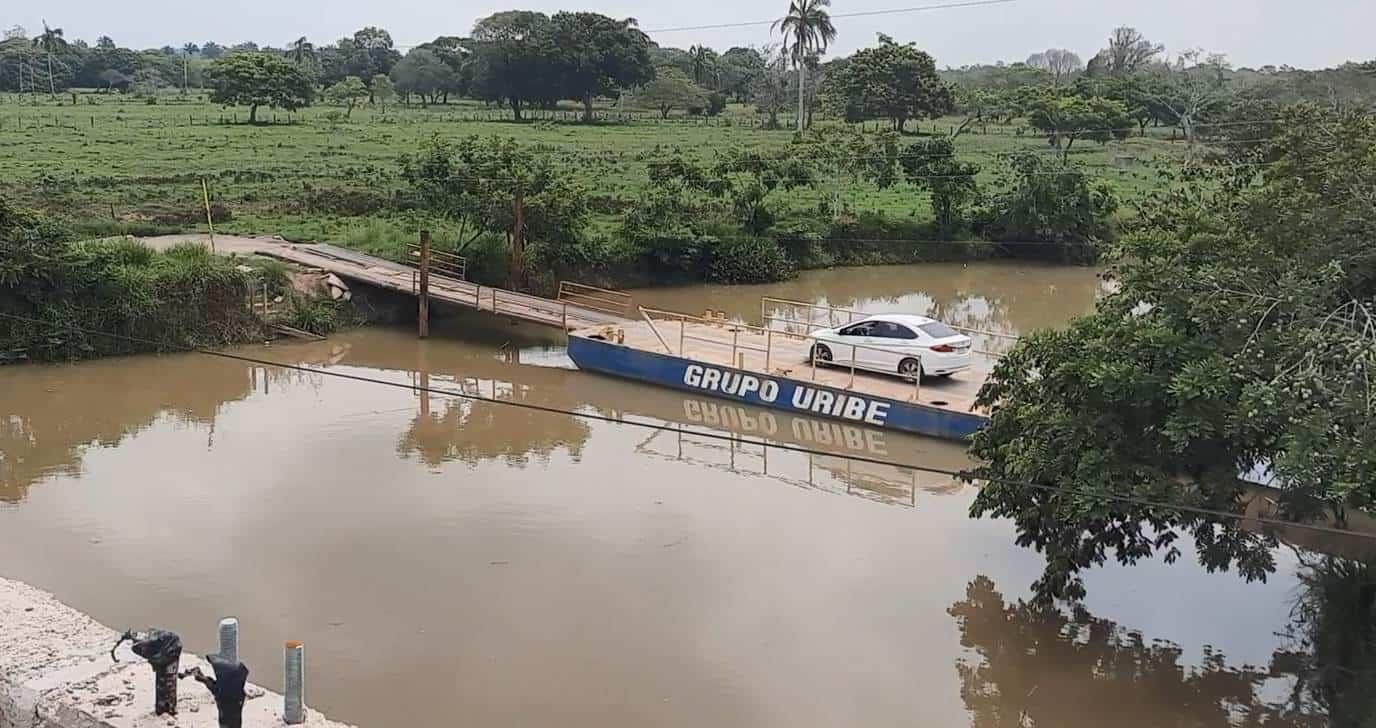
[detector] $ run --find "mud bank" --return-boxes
[0,578,353,728]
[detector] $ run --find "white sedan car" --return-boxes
[805,314,973,379]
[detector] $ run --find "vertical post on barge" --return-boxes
[417,230,431,339]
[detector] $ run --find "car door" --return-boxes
[834,321,876,366]
[865,321,909,372]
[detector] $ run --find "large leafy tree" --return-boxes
[899,138,980,233]
[636,68,705,119]
[205,52,314,123]
[389,48,457,106]
[823,35,953,132]
[468,11,559,121]
[548,13,653,122]
[323,76,368,117]
[772,0,837,131]
[1024,90,1132,157]
[399,135,590,285]
[718,46,766,103]
[969,106,1376,603]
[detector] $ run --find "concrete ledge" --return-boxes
[1,578,354,728]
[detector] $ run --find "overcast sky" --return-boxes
[11,0,1375,69]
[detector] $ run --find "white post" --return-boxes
[284,641,305,724]
[218,617,239,665]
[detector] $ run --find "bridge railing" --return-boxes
[558,281,632,318]
[404,242,467,280]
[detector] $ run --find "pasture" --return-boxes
[0,90,1191,251]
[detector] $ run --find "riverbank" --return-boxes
[0,200,268,363]
[0,577,352,728]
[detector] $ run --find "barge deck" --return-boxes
[567,307,994,442]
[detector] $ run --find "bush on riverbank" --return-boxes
[0,198,264,361]
[707,237,795,283]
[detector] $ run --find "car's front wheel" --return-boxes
[810,343,833,364]
[898,358,923,379]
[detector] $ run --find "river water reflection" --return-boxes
[0,263,1327,726]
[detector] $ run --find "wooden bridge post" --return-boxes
[418,230,431,339]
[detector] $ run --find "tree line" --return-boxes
[4,15,1372,146]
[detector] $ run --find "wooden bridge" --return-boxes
[145,235,633,331]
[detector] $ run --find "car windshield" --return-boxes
[919,322,959,339]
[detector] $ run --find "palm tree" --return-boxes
[771,0,836,131]
[32,20,66,99]
[688,45,717,88]
[290,36,315,67]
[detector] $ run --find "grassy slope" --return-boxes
[0,90,1191,260]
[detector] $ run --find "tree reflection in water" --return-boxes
[1277,557,1376,727]
[948,573,1331,728]
[951,556,1376,727]
[395,381,589,468]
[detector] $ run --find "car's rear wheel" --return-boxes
[810,344,833,364]
[899,358,923,379]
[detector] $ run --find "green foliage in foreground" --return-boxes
[969,105,1376,603]
[0,197,263,360]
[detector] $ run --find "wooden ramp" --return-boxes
[259,242,630,330]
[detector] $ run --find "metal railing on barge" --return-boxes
[758,296,1019,359]
[636,305,927,401]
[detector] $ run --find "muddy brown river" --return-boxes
[0,263,1322,726]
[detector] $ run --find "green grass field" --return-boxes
[0,90,1191,251]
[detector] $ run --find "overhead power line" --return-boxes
[2,310,1372,544]
[390,0,1019,47]
[640,0,1019,33]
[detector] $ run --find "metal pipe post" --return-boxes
[284,641,305,724]
[417,230,431,339]
[765,329,772,373]
[731,330,738,369]
[218,617,239,665]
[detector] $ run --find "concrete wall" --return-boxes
[0,578,354,728]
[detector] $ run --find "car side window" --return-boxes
[890,324,919,340]
[839,323,873,337]
[868,321,918,340]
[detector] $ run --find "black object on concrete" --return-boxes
[111,628,183,715]
[182,654,250,728]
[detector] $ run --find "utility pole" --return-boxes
[417,230,431,339]
[509,190,526,290]
[201,179,217,253]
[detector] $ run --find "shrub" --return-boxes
[707,237,794,284]
[706,92,727,117]
[0,197,262,361]
[280,296,345,335]
[302,186,388,216]
[976,152,1117,263]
